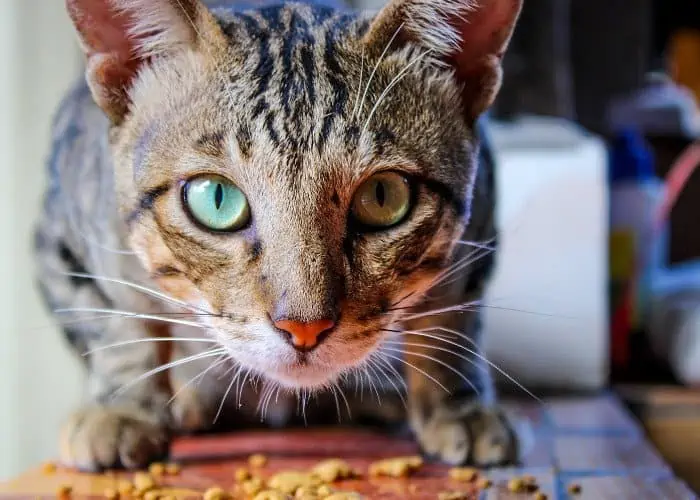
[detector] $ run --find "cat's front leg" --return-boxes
[400,297,527,467]
[59,319,172,471]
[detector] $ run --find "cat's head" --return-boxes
[66,0,521,389]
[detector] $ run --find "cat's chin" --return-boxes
[264,365,342,391]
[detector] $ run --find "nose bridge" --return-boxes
[265,216,343,322]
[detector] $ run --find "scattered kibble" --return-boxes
[42,462,57,474]
[165,463,181,475]
[508,477,526,493]
[448,467,478,482]
[253,491,288,500]
[268,471,322,495]
[56,484,72,498]
[117,480,134,496]
[568,483,582,495]
[368,456,423,478]
[235,467,252,482]
[103,488,118,499]
[477,478,492,490]
[241,477,265,496]
[311,459,357,482]
[203,486,230,500]
[149,462,165,477]
[143,492,159,500]
[535,493,548,500]
[133,472,156,493]
[249,454,268,468]
[325,493,362,500]
[438,492,470,500]
[317,484,334,496]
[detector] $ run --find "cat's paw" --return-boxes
[59,406,169,471]
[412,402,529,467]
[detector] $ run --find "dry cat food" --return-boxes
[267,470,323,494]
[42,461,57,474]
[568,483,582,495]
[534,492,548,500]
[476,478,492,490]
[102,488,118,500]
[324,493,363,500]
[448,467,478,482]
[203,486,230,500]
[252,490,288,500]
[240,477,265,496]
[117,479,134,496]
[368,455,423,477]
[56,483,72,498]
[311,459,358,482]
[438,492,471,500]
[149,462,166,477]
[235,467,252,482]
[165,463,181,475]
[249,453,268,468]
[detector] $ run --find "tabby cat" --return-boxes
[35,0,526,471]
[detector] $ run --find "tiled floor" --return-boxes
[0,392,695,499]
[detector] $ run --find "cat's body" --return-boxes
[36,0,524,471]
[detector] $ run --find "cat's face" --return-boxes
[68,0,521,389]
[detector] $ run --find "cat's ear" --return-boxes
[363,0,522,119]
[66,0,225,123]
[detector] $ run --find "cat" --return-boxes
[35,0,525,471]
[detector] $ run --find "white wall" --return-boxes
[0,1,84,480]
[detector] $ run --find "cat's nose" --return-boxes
[273,318,336,350]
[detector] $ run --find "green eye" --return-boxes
[183,175,250,231]
[351,172,411,228]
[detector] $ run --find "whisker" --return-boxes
[356,22,404,120]
[168,355,229,405]
[371,354,407,408]
[364,359,383,405]
[404,327,542,404]
[379,351,450,394]
[83,336,217,356]
[351,48,365,119]
[214,368,239,425]
[332,380,352,419]
[363,48,435,133]
[381,345,479,395]
[111,348,225,400]
[56,307,208,330]
[60,272,214,314]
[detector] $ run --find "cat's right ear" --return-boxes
[66,0,226,124]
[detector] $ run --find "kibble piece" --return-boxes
[368,456,423,478]
[165,463,181,475]
[117,480,134,496]
[316,484,334,497]
[508,477,525,493]
[249,454,268,468]
[235,467,252,482]
[42,462,58,474]
[438,492,470,500]
[103,488,118,499]
[133,472,156,492]
[534,493,548,500]
[448,467,478,482]
[268,471,322,495]
[161,496,176,500]
[311,459,356,482]
[253,491,287,500]
[568,483,582,495]
[477,478,492,490]
[143,492,159,500]
[241,477,265,496]
[56,484,73,498]
[203,486,229,500]
[149,463,165,477]
[324,493,362,500]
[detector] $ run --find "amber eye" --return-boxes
[350,172,411,228]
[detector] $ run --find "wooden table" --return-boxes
[1,392,695,499]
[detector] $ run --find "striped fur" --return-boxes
[35,0,523,470]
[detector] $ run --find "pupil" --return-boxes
[375,181,386,207]
[214,183,224,210]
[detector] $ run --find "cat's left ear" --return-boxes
[363,0,522,119]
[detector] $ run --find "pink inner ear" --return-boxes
[67,0,137,62]
[450,0,521,73]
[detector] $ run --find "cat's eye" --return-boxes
[183,175,250,232]
[351,172,411,228]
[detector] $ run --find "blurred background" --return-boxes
[0,0,698,492]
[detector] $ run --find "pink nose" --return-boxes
[274,319,335,349]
